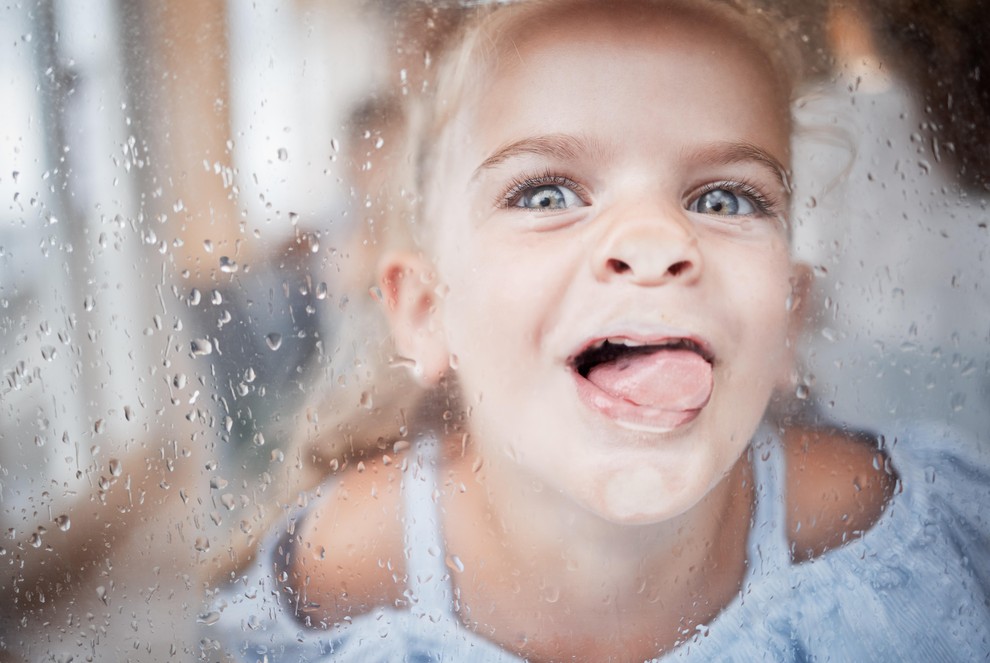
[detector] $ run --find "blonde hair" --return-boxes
[296,0,805,480]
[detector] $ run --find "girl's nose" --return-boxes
[591,206,703,286]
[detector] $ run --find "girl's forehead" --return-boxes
[453,6,791,155]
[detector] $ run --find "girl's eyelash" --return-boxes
[497,170,588,209]
[692,179,779,216]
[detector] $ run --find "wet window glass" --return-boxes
[2,1,987,660]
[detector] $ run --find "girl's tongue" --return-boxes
[585,347,713,411]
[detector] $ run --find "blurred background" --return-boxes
[0,0,987,660]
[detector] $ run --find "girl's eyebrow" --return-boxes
[685,141,790,192]
[472,135,789,191]
[472,133,609,180]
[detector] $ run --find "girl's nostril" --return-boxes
[668,260,691,277]
[607,258,631,274]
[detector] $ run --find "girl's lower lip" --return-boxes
[571,371,707,433]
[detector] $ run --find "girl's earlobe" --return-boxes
[378,251,450,386]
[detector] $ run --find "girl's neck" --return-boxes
[438,437,754,661]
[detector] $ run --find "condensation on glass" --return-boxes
[0,0,987,660]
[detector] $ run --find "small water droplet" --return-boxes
[220,494,236,510]
[54,515,70,532]
[359,392,373,409]
[795,384,810,400]
[315,282,328,300]
[109,458,122,477]
[29,531,43,548]
[448,354,460,370]
[277,147,288,161]
[197,610,221,626]
[253,432,265,447]
[330,138,340,152]
[203,239,214,253]
[219,256,238,273]
[173,373,187,389]
[40,346,56,361]
[265,333,282,351]
[188,288,202,306]
[93,419,105,434]
[445,554,465,573]
[83,296,96,312]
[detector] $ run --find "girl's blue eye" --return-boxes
[514,184,584,210]
[692,188,756,216]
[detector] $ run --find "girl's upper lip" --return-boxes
[564,326,715,365]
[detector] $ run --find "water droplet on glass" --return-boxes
[795,384,810,400]
[83,295,96,312]
[93,419,105,434]
[315,282,328,300]
[359,392,373,409]
[173,373,187,389]
[445,554,465,573]
[109,458,122,477]
[220,494,236,511]
[29,531,43,548]
[188,288,202,306]
[54,515,70,532]
[448,354,459,370]
[253,432,265,447]
[368,286,383,302]
[40,346,56,361]
[191,338,213,356]
[203,239,214,253]
[197,611,221,626]
[219,256,238,273]
[265,333,282,351]
[277,147,288,161]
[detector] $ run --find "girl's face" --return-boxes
[394,5,800,524]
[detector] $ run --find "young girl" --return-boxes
[211,1,990,660]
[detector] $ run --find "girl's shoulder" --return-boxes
[288,447,412,627]
[771,422,990,659]
[781,424,897,562]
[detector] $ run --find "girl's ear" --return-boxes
[378,250,449,386]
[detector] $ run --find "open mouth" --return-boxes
[569,336,714,432]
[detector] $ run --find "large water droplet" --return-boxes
[191,338,213,356]
[265,333,282,351]
[54,515,70,532]
[219,256,238,273]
